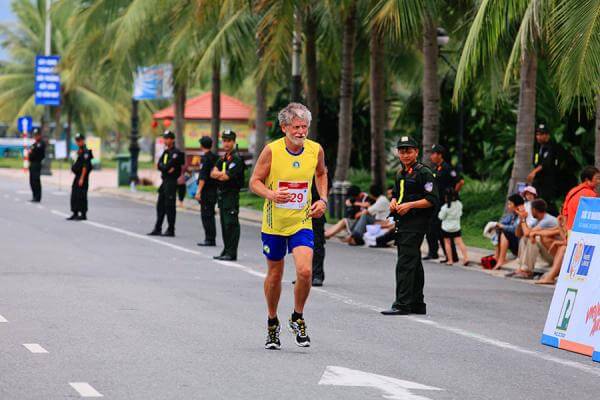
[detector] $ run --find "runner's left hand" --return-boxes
[309,199,326,218]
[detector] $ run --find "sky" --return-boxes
[0,0,16,61]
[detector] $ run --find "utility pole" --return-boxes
[42,0,52,175]
[130,98,140,189]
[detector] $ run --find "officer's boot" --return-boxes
[66,212,79,221]
[162,228,175,237]
[78,212,87,221]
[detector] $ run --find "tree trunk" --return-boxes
[421,17,439,165]
[304,9,319,140]
[254,78,267,164]
[334,0,357,182]
[595,95,600,169]
[291,7,303,102]
[508,50,537,195]
[174,81,187,151]
[370,28,386,189]
[211,61,221,152]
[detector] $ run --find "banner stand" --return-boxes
[541,197,600,363]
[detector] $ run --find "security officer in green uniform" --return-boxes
[67,134,93,221]
[195,136,219,247]
[211,130,245,261]
[148,130,185,237]
[28,128,46,202]
[424,144,464,262]
[527,124,559,215]
[382,136,438,316]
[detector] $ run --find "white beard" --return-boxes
[288,135,306,147]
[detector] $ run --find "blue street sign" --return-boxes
[17,116,33,133]
[34,55,61,106]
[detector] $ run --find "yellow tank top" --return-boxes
[261,137,319,235]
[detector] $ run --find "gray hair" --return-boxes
[277,103,312,127]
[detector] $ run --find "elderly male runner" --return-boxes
[250,103,328,350]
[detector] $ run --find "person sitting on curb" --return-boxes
[534,216,568,285]
[346,185,391,245]
[492,194,524,269]
[510,199,559,279]
[325,185,374,240]
[522,185,538,227]
[533,166,600,283]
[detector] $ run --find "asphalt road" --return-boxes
[1,176,600,400]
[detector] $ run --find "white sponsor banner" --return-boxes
[542,197,600,362]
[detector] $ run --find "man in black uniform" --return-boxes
[211,130,245,261]
[195,136,218,247]
[148,130,185,237]
[527,124,559,215]
[28,128,46,202]
[382,136,438,316]
[424,144,464,262]
[67,134,93,221]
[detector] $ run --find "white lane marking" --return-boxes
[214,260,266,278]
[23,343,48,354]
[0,314,7,322]
[51,191,68,196]
[69,382,103,397]
[319,366,442,400]
[48,210,600,376]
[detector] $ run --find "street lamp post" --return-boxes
[437,28,464,173]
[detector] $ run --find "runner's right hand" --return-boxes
[270,187,291,203]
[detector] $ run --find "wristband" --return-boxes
[318,198,328,206]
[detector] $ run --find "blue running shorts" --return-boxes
[261,229,314,261]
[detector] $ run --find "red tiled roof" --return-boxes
[153,92,252,121]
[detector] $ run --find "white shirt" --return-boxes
[438,200,463,232]
[368,195,391,221]
[524,201,537,227]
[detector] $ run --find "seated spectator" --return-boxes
[562,166,600,231]
[346,185,391,245]
[345,185,372,219]
[522,186,538,227]
[438,188,469,266]
[363,217,395,247]
[325,185,374,240]
[492,194,524,269]
[511,199,559,279]
[533,166,600,283]
[534,216,568,284]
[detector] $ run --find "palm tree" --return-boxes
[0,0,126,139]
[369,25,386,188]
[549,0,600,115]
[454,0,546,194]
[369,1,444,164]
[334,0,358,183]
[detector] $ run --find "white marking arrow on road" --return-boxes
[319,366,443,400]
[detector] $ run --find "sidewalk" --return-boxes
[1,168,550,285]
[98,187,537,282]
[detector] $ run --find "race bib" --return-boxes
[275,181,309,210]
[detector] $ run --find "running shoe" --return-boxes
[288,317,311,347]
[265,323,281,350]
